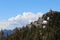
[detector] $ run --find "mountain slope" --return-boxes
[1,10,60,40]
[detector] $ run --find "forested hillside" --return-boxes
[0,10,60,40]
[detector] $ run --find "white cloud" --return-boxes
[0,21,11,30]
[0,12,43,30]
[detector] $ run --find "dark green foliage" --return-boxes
[6,24,41,40]
[42,10,60,40]
[0,10,60,40]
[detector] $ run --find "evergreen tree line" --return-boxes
[0,10,60,40]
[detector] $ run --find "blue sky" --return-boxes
[0,0,60,20]
[0,0,60,30]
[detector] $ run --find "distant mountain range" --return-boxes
[0,30,13,37]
